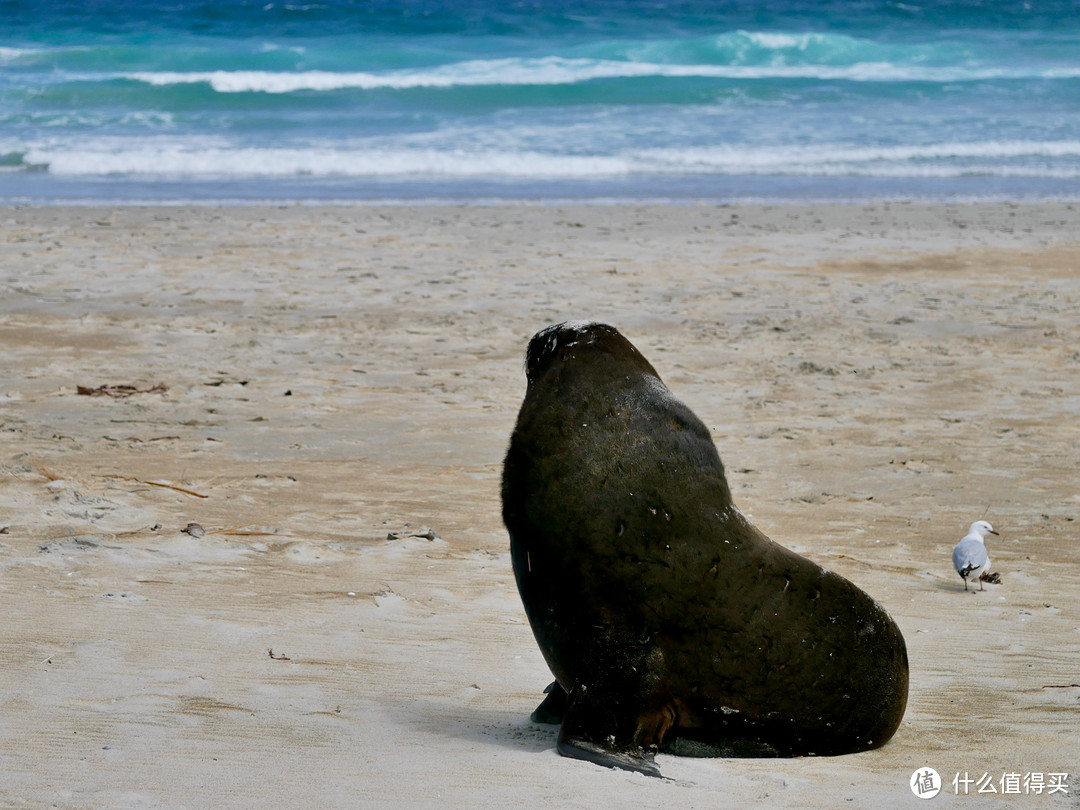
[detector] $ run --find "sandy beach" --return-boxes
[1,202,1078,808]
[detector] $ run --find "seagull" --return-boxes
[952,520,999,592]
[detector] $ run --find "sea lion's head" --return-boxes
[524,321,657,385]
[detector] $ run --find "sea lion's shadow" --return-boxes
[398,699,783,760]
[392,698,558,754]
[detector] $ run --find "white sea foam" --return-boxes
[25,144,629,177]
[743,32,827,50]
[0,46,40,63]
[122,57,1080,93]
[20,138,1080,179]
[638,140,1080,172]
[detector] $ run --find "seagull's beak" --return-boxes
[989,530,1000,536]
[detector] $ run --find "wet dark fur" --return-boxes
[501,322,909,777]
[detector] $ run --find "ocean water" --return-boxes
[2,0,1080,203]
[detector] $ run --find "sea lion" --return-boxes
[501,321,908,777]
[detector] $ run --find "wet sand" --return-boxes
[1,202,1079,807]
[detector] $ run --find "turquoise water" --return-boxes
[2,1,1079,202]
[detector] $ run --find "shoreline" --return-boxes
[2,201,1078,806]
[7,198,1080,209]
[6,192,1080,209]
[5,171,1080,210]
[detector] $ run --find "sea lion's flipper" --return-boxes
[555,685,669,778]
[557,733,661,778]
[530,681,567,725]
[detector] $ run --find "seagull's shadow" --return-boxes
[929,579,998,594]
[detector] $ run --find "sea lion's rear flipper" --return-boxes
[557,733,661,778]
[530,680,567,725]
[555,686,669,778]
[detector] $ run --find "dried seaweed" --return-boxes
[77,383,168,398]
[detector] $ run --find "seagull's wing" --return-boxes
[953,538,988,575]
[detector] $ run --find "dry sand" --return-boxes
[1,202,1078,808]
